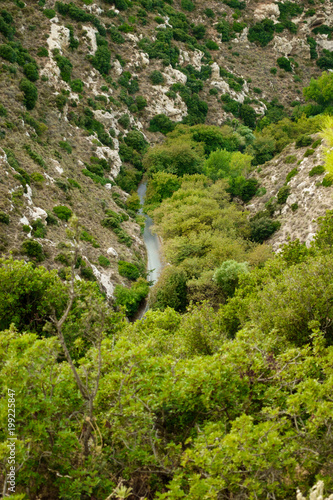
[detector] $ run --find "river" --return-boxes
[137,181,163,317]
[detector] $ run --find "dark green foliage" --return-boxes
[54,53,72,82]
[91,46,111,75]
[46,211,58,225]
[312,25,333,36]
[118,260,140,280]
[21,240,45,261]
[80,266,96,281]
[136,95,147,111]
[23,113,47,136]
[150,70,164,85]
[19,79,38,110]
[248,19,275,47]
[250,217,281,243]
[59,141,72,154]
[0,10,15,40]
[108,26,125,44]
[149,114,176,134]
[43,8,56,19]
[316,49,333,70]
[239,104,257,129]
[192,24,206,40]
[31,219,47,238]
[270,67,277,75]
[67,24,79,50]
[307,36,317,60]
[70,79,84,92]
[304,148,314,157]
[0,211,9,224]
[55,94,67,112]
[322,175,333,187]
[53,205,72,221]
[295,134,312,148]
[227,176,259,203]
[286,168,298,182]
[181,0,195,11]
[56,2,106,36]
[0,43,16,62]
[124,131,148,152]
[205,40,219,50]
[118,113,130,129]
[216,19,233,42]
[224,0,245,9]
[204,8,215,18]
[277,56,292,72]
[309,165,325,177]
[114,279,149,316]
[98,255,110,267]
[152,266,187,312]
[138,31,180,66]
[277,185,290,204]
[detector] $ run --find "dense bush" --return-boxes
[248,19,275,47]
[213,260,249,297]
[277,56,292,72]
[149,114,176,134]
[295,134,313,148]
[150,70,164,85]
[19,79,38,110]
[70,79,84,92]
[54,53,72,82]
[250,216,281,243]
[124,130,148,152]
[98,255,111,267]
[91,46,111,75]
[53,205,73,221]
[118,260,140,280]
[114,279,149,316]
[309,165,325,177]
[316,49,333,70]
[23,62,39,82]
[277,185,290,204]
[21,239,45,261]
[0,211,9,224]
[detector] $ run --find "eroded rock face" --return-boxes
[248,140,333,251]
[253,2,280,22]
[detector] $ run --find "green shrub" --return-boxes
[285,155,297,164]
[0,44,16,62]
[53,205,72,221]
[55,94,67,112]
[150,70,164,85]
[309,165,325,177]
[19,79,38,110]
[91,46,111,75]
[70,79,84,92]
[0,211,9,224]
[80,266,96,281]
[21,239,45,261]
[286,168,298,182]
[270,67,277,75]
[316,50,333,70]
[227,176,259,203]
[206,40,219,50]
[118,113,130,129]
[23,63,39,82]
[124,130,148,152]
[181,0,195,11]
[43,8,56,18]
[304,148,314,157]
[136,95,147,111]
[277,185,290,204]
[59,141,72,154]
[114,279,149,317]
[98,255,110,267]
[295,134,312,148]
[0,103,7,117]
[248,19,275,47]
[291,202,298,211]
[54,53,72,82]
[31,219,47,238]
[80,230,99,247]
[322,175,333,187]
[68,178,81,189]
[149,114,176,134]
[277,56,292,72]
[312,139,322,149]
[250,217,281,243]
[37,47,48,57]
[118,260,140,280]
[213,260,249,297]
[204,8,215,18]
[30,172,45,185]
[209,88,218,95]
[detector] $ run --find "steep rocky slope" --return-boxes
[0,0,332,295]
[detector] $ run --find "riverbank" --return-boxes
[135,181,164,319]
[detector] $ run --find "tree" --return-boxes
[303,71,333,107]
[213,260,249,297]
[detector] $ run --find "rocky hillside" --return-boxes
[0,0,332,295]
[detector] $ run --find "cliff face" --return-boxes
[0,0,332,292]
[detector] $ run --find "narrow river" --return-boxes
[137,181,163,317]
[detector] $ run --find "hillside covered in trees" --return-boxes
[2,0,333,498]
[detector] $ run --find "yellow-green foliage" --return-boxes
[320,115,333,177]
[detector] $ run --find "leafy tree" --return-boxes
[303,71,333,107]
[150,70,164,85]
[248,19,275,47]
[53,205,73,221]
[143,142,204,176]
[277,56,292,72]
[19,78,38,109]
[203,149,252,181]
[91,46,111,75]
[149,114,176,134]
[213,260,249,296]
[118,260,140,280]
